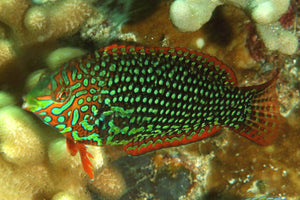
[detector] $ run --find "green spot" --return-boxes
[136,96,141,102]
[114,76,119,84]
[91,105,97,116]
[90,88,97,94]
[94,65,100,71]
[58,116,65,123]
[105,98,111,105]
[91,78,96,84]
[86,96,91,102]
[44,116,52,122]
[109,64,116,72]
[113,97,118,103]
[80,105,89,112]
[72,109,79,125]
[83,79,89,87]
[78,98,84,105]
[139,77,144,83]
[108,79,113,87]
[110,90,116,96]
[101,61,106,67]
[55,124,66,130]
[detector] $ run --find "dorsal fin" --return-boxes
[100,44,237,86]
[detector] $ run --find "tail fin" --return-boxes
[233,72,283,145]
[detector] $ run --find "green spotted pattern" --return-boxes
[30,46,255,151]
[54,46,254,147]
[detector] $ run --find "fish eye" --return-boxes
[53,88,70,102]
[38,72,49,82]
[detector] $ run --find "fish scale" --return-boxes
[23,44,283,179]
[83,47,244,145]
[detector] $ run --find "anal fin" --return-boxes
[124,125,221,156]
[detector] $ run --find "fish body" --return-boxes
[23,44,282,178]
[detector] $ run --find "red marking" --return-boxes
[36,96,51,101]
[124,126,221,156]
[66,138,78,156]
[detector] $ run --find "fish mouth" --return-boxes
[22,96,40,112]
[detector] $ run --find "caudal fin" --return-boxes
[233,72,283,145]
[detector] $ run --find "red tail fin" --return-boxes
[233,72,283,145]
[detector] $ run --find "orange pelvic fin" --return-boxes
[66,138,94,179]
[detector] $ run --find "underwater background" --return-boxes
[0,0,299,199]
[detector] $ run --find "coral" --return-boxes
[0,106,46,165]
[0,104,128,199]
[0,39,16,67]
[51,192,80,200]
[0,0,94,68]
[46,47,87,70]
[256,21,298,55]
[0,91,17,108]
[170,0,222,32]
[89,165,126,200]
[248,0,290,24]
[169,0,298,55]
[80,11,137,46]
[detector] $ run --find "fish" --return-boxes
[22,44,283,179]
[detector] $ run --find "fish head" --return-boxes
[22,70,73,129]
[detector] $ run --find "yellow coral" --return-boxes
[0,91,16,108]
[52,192,80,200]
[0,0,94,68]
[48,0,94,39]
[0,39,16,67]
[46,47,87,70]
[0,106,46,165]
[90,166,127,200]
[0,0,29,32]
[24,6,49,34]
[0,104,117,200]
[24,0,94,42]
